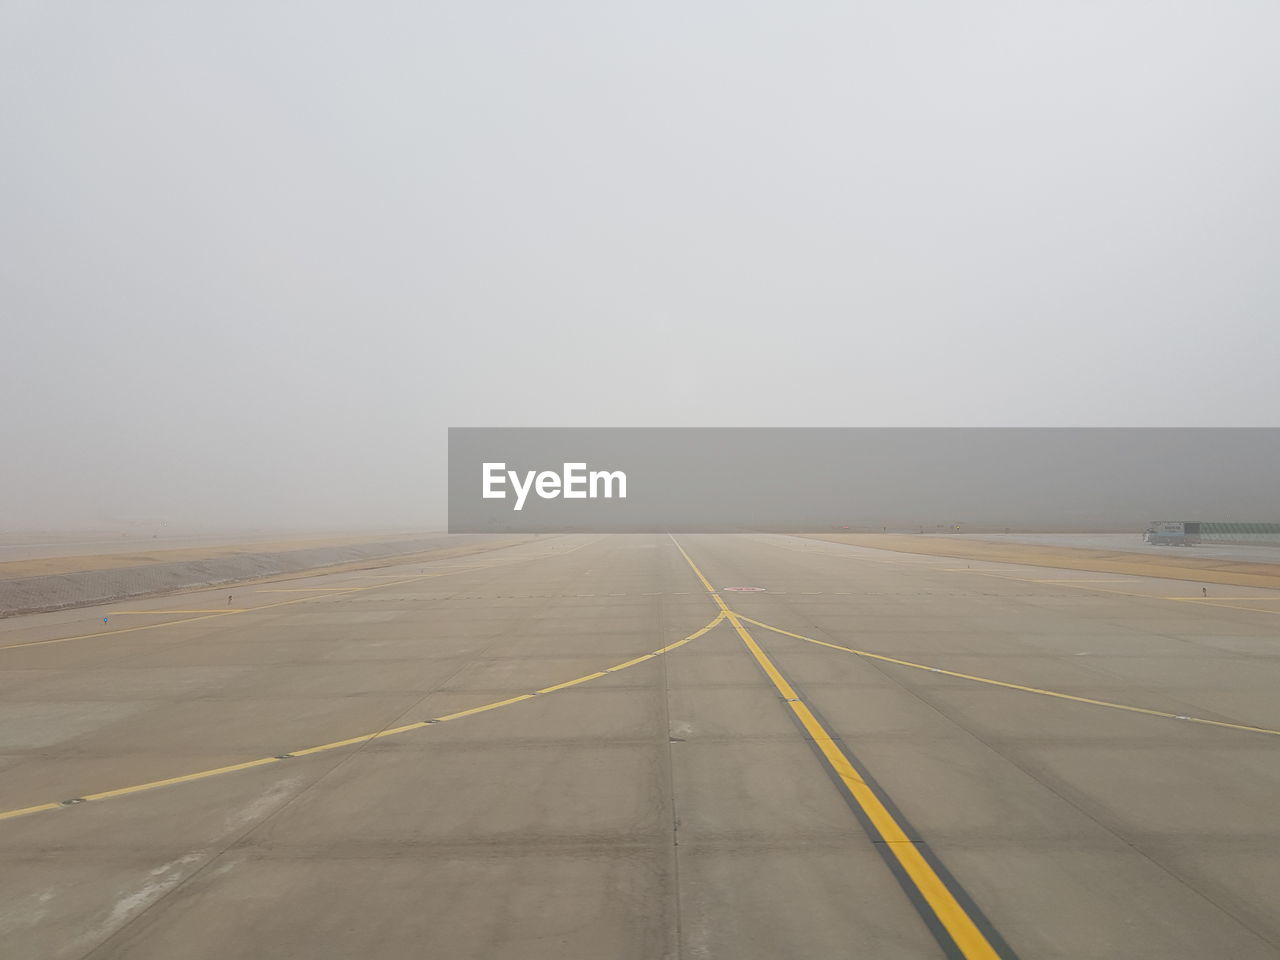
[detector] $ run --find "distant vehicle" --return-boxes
[1144,521,1200,546]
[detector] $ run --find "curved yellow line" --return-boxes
[0,612,725,824]
[738,615,1280,739]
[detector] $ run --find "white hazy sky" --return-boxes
[2,2,1278,530]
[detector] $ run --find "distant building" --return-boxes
[1145,521,1280,546]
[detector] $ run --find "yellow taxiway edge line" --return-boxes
[608,654,656,671]
[80,758,283,802]
[0,541,601,653]
[110,609,251,614]
[0,802,63,822]
[0,611,725,824]
[1,610,244,651]
[256,588,359,593]
[536,673,608,695]
[1,569,467,652]
[939,568,1280,616]
[433,695,538,722]
[739,616,1280,739]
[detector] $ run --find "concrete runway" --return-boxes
[2,533,1279,959]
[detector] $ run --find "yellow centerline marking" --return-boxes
[669,536,1006,960]
[0,550,586,653]
[433,695,538,723]
[536,672,608,694]
[608,654,655,671]
[738,616,1280,739]
[1166,596,1280,601]
[2,610,246,651]
[936,566,1280,616]
[751,537,1280,737]
[0,580,427,651]
[80,758,282,801]
[0,802,62,820]
[1164,599,1280,616]
[111,609,251,614]
[1030,578,1143,583]
[805,534,1280,589]
[256,588,359,593]
[765,535,1280,619]
[0,611,725,824]
[777,535,1280,617]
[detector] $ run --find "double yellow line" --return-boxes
[669,535,1014,960]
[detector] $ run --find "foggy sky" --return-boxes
[3,2,1278,531]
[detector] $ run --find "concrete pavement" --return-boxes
[2,533,1278,958]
